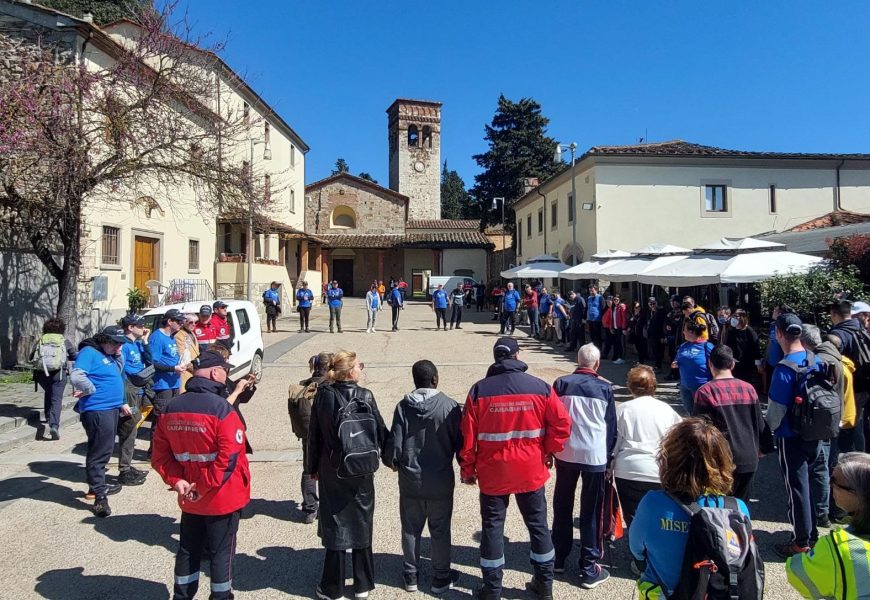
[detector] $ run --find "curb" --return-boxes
[0,407,81,454]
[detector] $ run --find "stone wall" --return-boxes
[306,180,407,236]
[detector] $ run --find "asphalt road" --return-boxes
[0,300,805,599]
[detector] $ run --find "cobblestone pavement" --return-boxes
[0,300,803,599]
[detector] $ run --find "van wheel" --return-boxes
[251,352,263,383]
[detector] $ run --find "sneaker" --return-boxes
[553,560,565,574]
[302,511,317,524]
[305,329,310,333]
[93,496,111,518]
[366,328,372,333]
[773,541,810,559]
[456,326,462,329]
[630,559,646,577]
[371,328,376,333]
[831,509,851,525]
[49,427,60,440]
[613,358,625,365]
[580,567,610,589]
[431,571,459,594]
[315,585,340,600]
[525,578,553,600]
[354,593,368,600]
[119,470,146,486]
[403,572,418,593]
[817,514,831,528]
[130,467,148,478]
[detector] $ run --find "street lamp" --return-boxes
[554,142,578,266]
[491,197,505,272]
[246,137,272,301]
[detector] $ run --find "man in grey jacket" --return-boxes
[385,360,463,595]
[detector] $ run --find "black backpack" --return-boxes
[688,310,720,342]
[850,329,870,393]
[780,351,841,441]
[668,495,764,600]
[332,389,381,479]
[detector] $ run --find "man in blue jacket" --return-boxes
[148,308,186,453]
[326,280,344,333]
[500,282,521,335]
[432,284,450,331]
[118,315,151,486]
[586,285,605,348]
[262,281,281,333]
[551,343,616,589]
[390,283,404,331]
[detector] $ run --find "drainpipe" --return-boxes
[536,187,547,255]
[835,159,845,211]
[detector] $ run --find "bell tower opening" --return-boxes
[387,98,442,220]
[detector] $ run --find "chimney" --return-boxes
[521,177,539,196]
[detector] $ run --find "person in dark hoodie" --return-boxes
[385,360,463,594]
[828,299,863,361]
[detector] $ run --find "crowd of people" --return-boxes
[27,287,870,599]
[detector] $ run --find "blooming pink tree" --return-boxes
[0,2,274,325]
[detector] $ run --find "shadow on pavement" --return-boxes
[82,513,178,553]
[0,475,85,510]
[243,497,299,521]
[35,567,169,599]
[28,460,85,485]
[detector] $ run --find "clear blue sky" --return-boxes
[179,0,870,189]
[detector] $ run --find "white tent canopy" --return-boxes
[595,254,690,282]
[637,251,823,286]
[695,237,785,252]
[500,255,570,279]
[560,250,633,280]
[591,249,633,260]
[630,243,693,255]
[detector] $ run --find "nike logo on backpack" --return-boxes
[350,430,364,438]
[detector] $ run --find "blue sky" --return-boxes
[179,0,870,189]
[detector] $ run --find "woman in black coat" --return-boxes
[305,350,388,600]
[722,309,761,385]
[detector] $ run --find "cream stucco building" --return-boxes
[513,140,870,268]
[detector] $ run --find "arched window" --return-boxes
[330,205,356,229]
[422,125,432,148]
[408,124,419,147]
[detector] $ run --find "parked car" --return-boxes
[142,300,264,382]
[427,276,479,298]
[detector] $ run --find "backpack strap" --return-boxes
[665,492,700,517]
[723,495,740,512]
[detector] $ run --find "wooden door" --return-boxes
[134,236,158,292]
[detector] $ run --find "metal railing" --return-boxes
[159,279,215,306]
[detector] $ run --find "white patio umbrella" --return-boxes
[595,254,690,282]
[695,237,785,252]
[500,255,570,279]
[638,251,822,286]
[560,250,632,280]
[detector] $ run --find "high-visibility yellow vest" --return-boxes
[787,528,870,599]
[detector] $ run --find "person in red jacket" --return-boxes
[460,337,571,600]
[211,300,233,347]
[601,294,628,364]
[152,350,252,600]
[193,305,218,354]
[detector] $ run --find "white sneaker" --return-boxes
[613,358,625,365]
[366,328,372,333]
[371,328,376,332]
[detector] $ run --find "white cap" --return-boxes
[851,301,870,315]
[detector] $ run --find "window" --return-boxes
[188,239,200,271]
[769,184,777,214]
[101,226,120,266]
[705,185,727,212]
[243,102,250,127]
[537,209,543,234]
[290,144,296,167]
[408,124,419,147]
[264,174,271,202]
[422,125,432,148]
[526,214,532,238]
[222,223,232,254]
[235,308,251,334]
[330,205,356,229]
[568,192,575,223]
[290,188,296,212]
[264,121,270,144]
[517,221,523,256]
[551,200,558,228]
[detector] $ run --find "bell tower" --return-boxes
[387,98,442,220]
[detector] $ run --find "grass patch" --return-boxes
[0,370,34,385]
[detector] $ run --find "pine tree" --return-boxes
[440,161,471,220]
[471,95,562,239]
[332,158,350,175]
[39,0,145,24]
[357,172,378,184]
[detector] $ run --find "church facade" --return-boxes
[305,99,493,297]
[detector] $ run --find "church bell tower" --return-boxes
[387,99,442,220]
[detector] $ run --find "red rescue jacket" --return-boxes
[193,319,217,347]
[211,313,231,341]
[460,358,570,495]
[151,377,250,515]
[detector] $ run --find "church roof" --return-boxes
[406,219,480,230]
[319,231,493,250]
[305,173,409,202]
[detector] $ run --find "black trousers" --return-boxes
[435,308,447,329]
[634,335,648,363]
[400,495,453,579]
[614,478,659,526]
[568,321,585,351]
[301,438,318,514]
[732,470,756,503]
[80,408,119,497]
[392,305,401,330]
[480,486,553,598]
[37,371,66,430]
[150,388,179,451]
[588,321,603,347]
[552,462,605,580]
[265,305,278,331]
[174,510,241,600]
[602,329,613,357]
[298,306,311,331]
[778,437,821,547]
[116,409,140,473]
[450,305,463,327]
[499,310,516,334]
[319,547,374,599]
[476,297,485,311]
[611,330,624,360]
[648,338,665,370]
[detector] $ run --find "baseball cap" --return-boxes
[199,304,213,316]
[776,312,803,336]
[120,314,145,328]
[648,297,657,304]
[271,280,282,286]
[212,300,228,309]
[197,350,233,370]
[163,308,184,322]
[493,337,520,360]
[851,301,870,315]
[99,326,127,343]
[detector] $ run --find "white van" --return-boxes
[427,276,479,298]
[142,300,265,382]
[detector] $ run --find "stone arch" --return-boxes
[422,125,432,148]
[330,205,356,229]
[408,124,419,147]
[134,196,164,219]
[561,242,584,266]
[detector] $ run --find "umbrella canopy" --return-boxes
[695,237,785,252]
[638,251,822,286]
[561,249,633,280]
[500,255,570,279]
[595,254,690,283]
[591,249,633,260]
[630,243,693,255]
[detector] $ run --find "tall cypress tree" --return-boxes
[440,161,472,220]
[471,95,562,237]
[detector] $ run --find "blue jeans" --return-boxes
[528,307,540,336]
[810,440,831,519]
[679,385,695,414]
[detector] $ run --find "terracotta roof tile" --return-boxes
[787,210,870,232]
[587,140,870,160]
[319,231,493,250]
[318,234,404,249]
[406,219,480,230]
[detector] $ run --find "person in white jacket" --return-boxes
[365,283,382,333]
[613,364,682,525]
